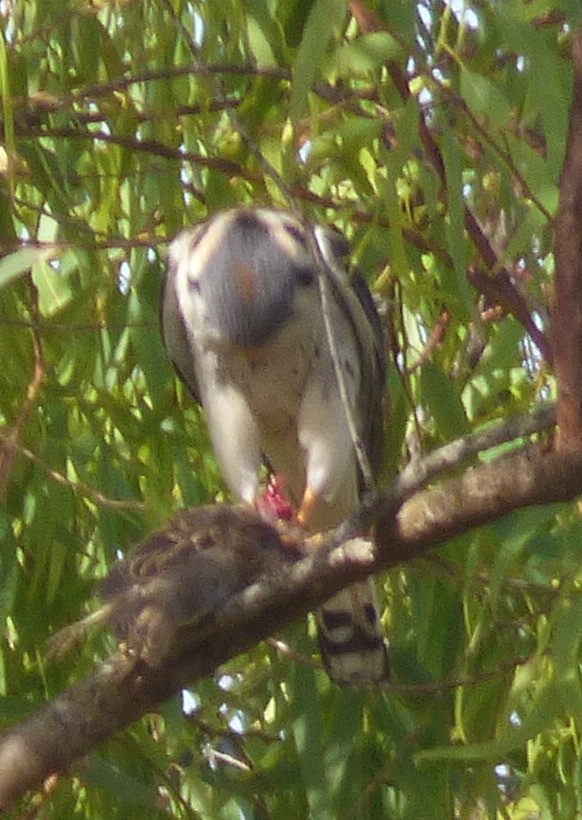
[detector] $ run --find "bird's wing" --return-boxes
[312,224,386,488]
[161,225,206,404]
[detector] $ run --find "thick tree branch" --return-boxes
[0,436,579,811]
[553,22,582,451]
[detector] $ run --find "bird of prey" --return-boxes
[161,207,389,686]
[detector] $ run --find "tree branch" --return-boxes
[553,21,582,451]
[1,431,578,811]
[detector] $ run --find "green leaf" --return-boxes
[334,32,402,76]
[32,258,74,316]
[440,124,472,318]
[460,66,510,125]
[290,664,331,818]
[420,362,470,439]
[0,247,55,290]
[290,0,348,122]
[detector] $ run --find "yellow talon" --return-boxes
[297,485,319,529]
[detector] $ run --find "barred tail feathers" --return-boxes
[316,577,389,686]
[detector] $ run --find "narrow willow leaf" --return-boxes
[290,0,348,123]
[0,247,55,290]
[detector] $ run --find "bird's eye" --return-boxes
[188,278,201,293]
[327,231,350,260]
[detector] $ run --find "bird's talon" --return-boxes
[297,485,319,529]
[304,532,327,553]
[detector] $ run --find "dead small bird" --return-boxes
[48,505,297,667]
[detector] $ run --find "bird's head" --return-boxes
[190,208,322,348]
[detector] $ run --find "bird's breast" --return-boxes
[213,321,319,432]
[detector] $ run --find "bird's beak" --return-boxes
[239,347,264,365]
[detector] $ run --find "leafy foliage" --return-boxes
[0,0,580,817]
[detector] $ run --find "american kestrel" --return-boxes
[161,207,389,685]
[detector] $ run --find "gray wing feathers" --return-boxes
[161,231,203,404]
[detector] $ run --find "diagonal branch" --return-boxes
[0,427,577,811]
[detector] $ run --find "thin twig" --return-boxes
[333,403,556,543]
[15,125,260,181]
[0,277,45,502]
[267,638,322,670]
[0,430,145,512]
